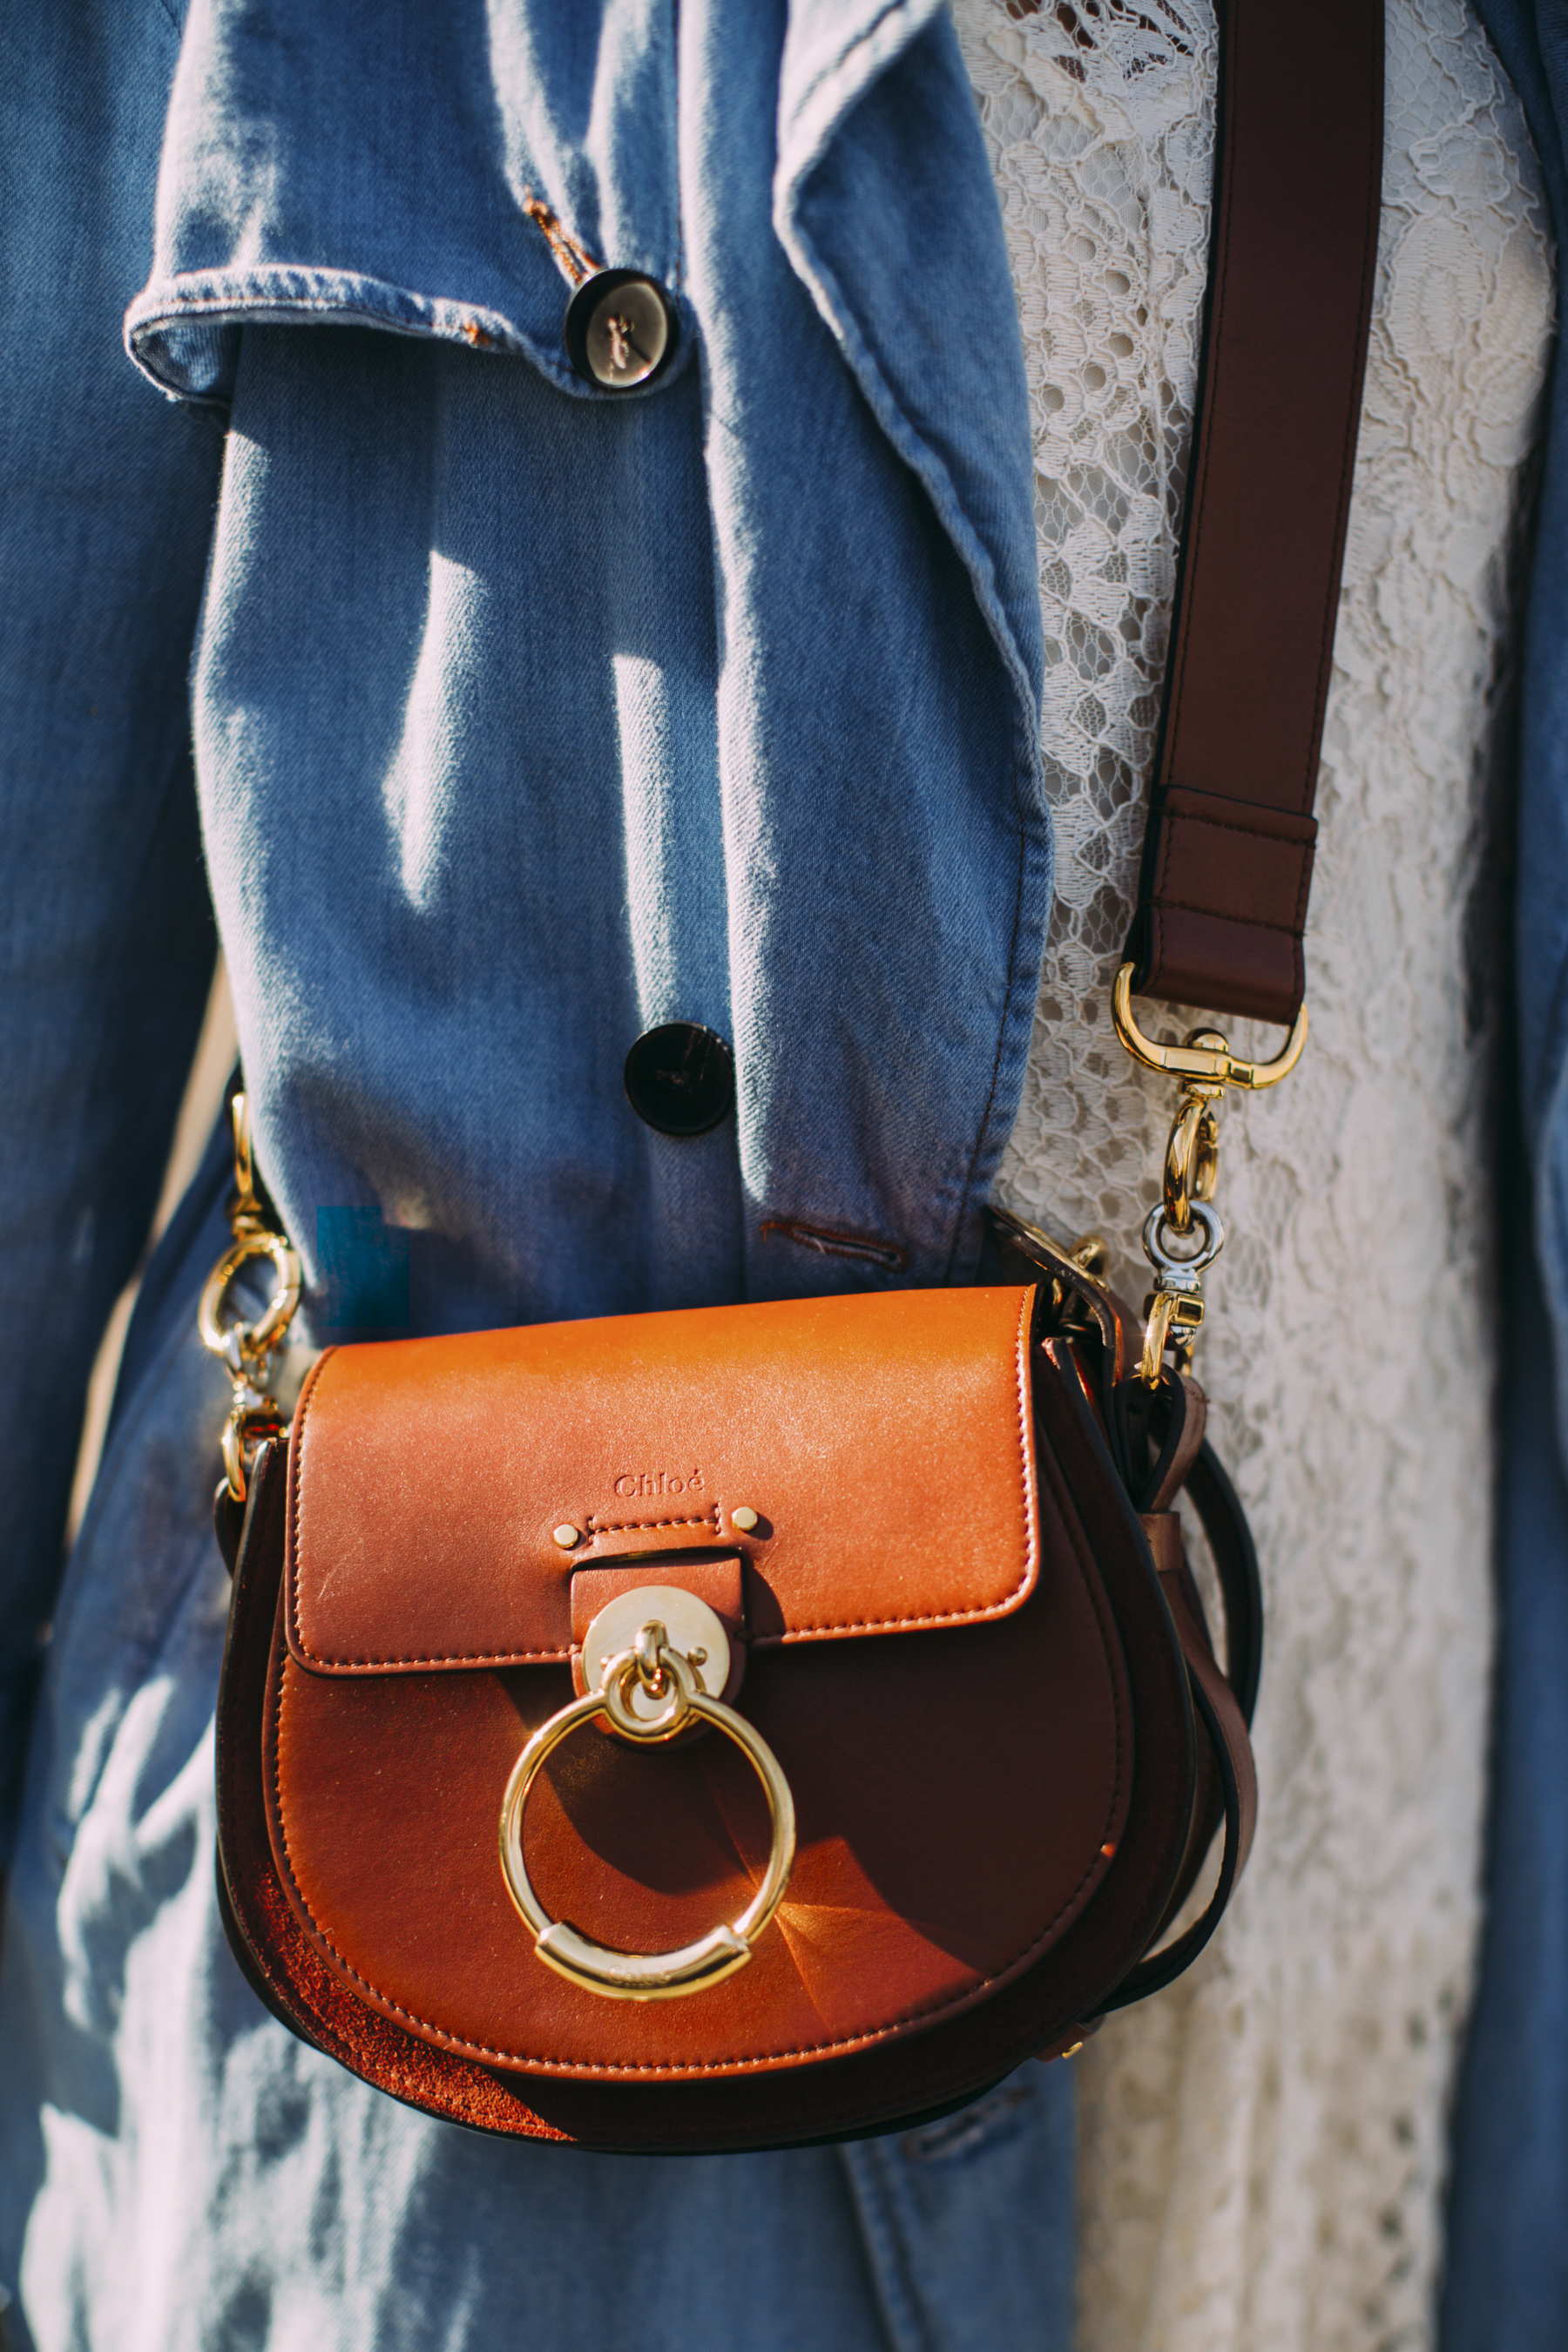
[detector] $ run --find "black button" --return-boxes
[624,1024,734,1136]
[564,269,679,391]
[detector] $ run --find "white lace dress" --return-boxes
[950,1,1554,2344]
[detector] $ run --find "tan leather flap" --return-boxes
[284,1287,1041,1674]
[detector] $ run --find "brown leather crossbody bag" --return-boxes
[200,0,1382,2153]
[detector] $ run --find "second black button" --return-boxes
[624,1024,735,1137]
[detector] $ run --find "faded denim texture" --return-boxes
[0,0,1073,2345]
[130,0,1051,1335]
[1443,6,1568,2346]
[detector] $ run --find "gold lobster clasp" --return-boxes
[199,1092,301,1503]
[1112,963,1308,1384]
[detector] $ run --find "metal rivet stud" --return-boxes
[552,1524,582,1551]
[731,1507,759,1533]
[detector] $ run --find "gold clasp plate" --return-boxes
[578,1585,732,1725]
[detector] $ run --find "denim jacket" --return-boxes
[1438,8,1568,2346]
[0,4,1072,2346]
[0,0,1048,1850]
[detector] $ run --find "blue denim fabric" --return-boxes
[0,0,223,1874]
[1472,6,1568,1409]
[1442,1199,1568,2349]
[130,0,1050,1338]
[0,0,1073,2344]
[1443,7,1568,2344]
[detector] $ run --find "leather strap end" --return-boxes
[1132,787,1316,1024]
[1124,0,1380,1029]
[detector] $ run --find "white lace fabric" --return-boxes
[950,1,1554,2343]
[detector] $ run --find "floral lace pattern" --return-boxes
[950,0,1554,2343]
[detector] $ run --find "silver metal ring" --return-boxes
[1142,1197,1225,1278]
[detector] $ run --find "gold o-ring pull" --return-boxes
[498,1619,796,2002]
[198,1231,301,1364]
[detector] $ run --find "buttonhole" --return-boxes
[759,1218,908,1273]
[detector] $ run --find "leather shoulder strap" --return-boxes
[1128,0,1384,1026]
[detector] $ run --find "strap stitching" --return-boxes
[1153,900,1307,937]
[1160,809,1315,846]
[1159,0,1240,794]
[1151,0,1377,975]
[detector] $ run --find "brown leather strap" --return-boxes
[1147,1517,1258,1879]
[1095,1642,1254,2011]
[1128,0,1383,1026]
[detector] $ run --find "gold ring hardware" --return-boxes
[578,1585,733,1722]
[198,1230,302,1365]
[498,1603,795,2002]
[988,1207,1112,1344]
[199,1093,302,1502]
[220,1398,287,1502]
[1161,1092,1220,1236]
[1111,963,1307,1384]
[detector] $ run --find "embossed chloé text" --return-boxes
[612,1469,704,1499]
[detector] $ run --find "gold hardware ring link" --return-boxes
[198,1231,301,1366]
[498,1625,797,2001]
[219,1401,287,1503]
[199,1096,304,1504]
[1160,1087,1221,1235]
